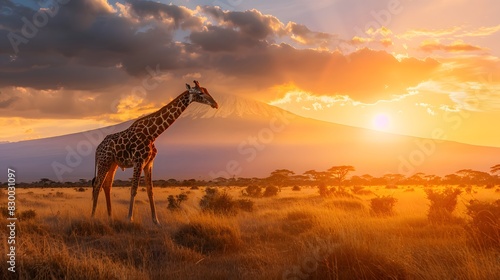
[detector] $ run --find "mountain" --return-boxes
[1,94,499,183]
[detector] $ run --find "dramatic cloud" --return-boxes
[285,22,334,47]
[201,6,284,40]
[0,0,496,123]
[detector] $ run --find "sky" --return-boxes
[0,0,499,147]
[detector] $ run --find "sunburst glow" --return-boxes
[373,113,390,131]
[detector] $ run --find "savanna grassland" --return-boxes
[2,185,499,280]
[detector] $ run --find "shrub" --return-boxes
[318,185,330,197]
[319,186,356,198]
[173,222,241,254]
[167,193,189,211]
[236,199,254,212]
[19,209,37,221]
[263,186,279,197]
[370,196,397,216]
[425,188,462,223]
[200,188,238,215]
[292,185,301,191]
[282,211,316,235]
[55,192,65,197]
[243,185,262,197]
[75,187,86,192]
[190,186,199,190]
[465,199,500,250]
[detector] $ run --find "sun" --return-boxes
[373,113,390,131]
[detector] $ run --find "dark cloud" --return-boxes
[128,0,202,30]
[0,0,441,118]
[189,25,266,52]
[202,6,283,40]
[286,22,334,47]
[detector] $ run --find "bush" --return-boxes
[318,186,356,198]
[425,188,462,223]
[292,186,301,191]
[200,188,238,215]
[190,186,199,190]
[263,186,279,197]
[242,185,262,197]
[173,222,241,254]
[465,199,500,250]
[282,211,316,235]
[75,187,86,192]
[370,196,397,216]
[167,193,189,211]
[236,199,254,212]
[318,185,330,197]
[19,209,37,221]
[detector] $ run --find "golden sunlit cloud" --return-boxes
[419,40,485,53]
[399,26,461,39]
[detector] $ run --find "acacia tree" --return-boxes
[268,169,295,191]
[407,172,426,185]
[456,169,492,185]
[328,165,355,188]
[491,164,500,184]
[304,170,326,183]
[383,174,405,187]
[491,164,500,174]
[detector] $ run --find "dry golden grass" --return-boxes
[2,185,499,279]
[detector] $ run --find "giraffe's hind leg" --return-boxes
[92,162,113,218]
[128,162,143,223]
[144,161,160,225]
[103,163,118,221]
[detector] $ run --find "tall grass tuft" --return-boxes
[465,199,500,250]
[200,188,239,215]
[370,196,397,216]
[313,243,408,279]
[173,221,242,254]
[425,188,462,224]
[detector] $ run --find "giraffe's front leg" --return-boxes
[128,163,143,223]
[144,161,160,225]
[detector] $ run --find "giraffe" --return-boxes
[91,80,218,225]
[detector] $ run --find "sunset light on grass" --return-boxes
[0,1,499,279]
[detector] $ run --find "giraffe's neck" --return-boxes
[131,91,192,140]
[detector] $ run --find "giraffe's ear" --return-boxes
[186,84,191,90]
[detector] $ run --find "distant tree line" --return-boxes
[1,164,499,188]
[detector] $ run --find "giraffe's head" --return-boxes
[186,80,218,109]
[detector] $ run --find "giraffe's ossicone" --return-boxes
[91,80,218,225]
